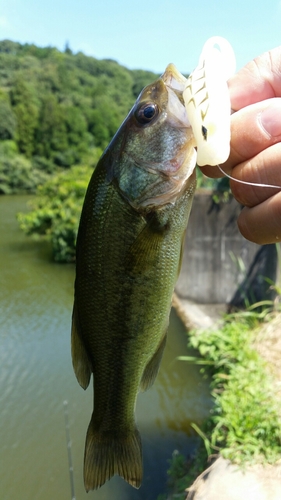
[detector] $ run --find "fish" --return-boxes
[71,63,197,492]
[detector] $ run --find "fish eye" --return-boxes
[135,103,159,124]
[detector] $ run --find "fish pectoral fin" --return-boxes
[140,332,167,392]
[71,301,92,390]
[84,415,142,491]
[128,213,167,271]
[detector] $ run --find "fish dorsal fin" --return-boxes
[71,301,92,390]
[140,332,167,392]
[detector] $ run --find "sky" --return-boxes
[0,0,281,74]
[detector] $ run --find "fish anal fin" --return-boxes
[140,332,167,392]
[71,301,92,390]
[84,416,142,491]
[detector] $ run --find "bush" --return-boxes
[0,147,49,194]
[17,164,93,262]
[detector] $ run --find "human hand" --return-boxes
[200,46,281,244]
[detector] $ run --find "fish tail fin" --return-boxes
[84,415,143,491]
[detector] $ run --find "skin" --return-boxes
[200,46,281,244]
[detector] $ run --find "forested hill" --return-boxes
[0,39,158,193]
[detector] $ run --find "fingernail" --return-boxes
[259,102,281,138]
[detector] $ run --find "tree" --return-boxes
[64,41,73,55]
[35,93,68,159]
[89,95,124,149]
[0,95,16,139]
[64,105,89,153]
[0,40,162,193]
[11,75,39,157]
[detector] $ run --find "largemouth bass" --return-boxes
[71,64,197,491]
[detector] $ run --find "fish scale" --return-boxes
[71,64,197,491]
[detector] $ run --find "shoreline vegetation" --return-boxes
[17,164,93,262]
[157,302,281,500]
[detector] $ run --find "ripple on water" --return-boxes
[0,196,211,500]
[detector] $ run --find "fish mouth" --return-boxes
[161,63,187,94]
[153,64,196,183]
[129,64,197,210]
[161,64,190,128]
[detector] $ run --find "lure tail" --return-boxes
[84,414,143,491]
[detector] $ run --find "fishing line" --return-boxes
[63,400,76,500]
[217,164,281,190]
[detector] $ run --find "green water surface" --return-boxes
[0,195,211,500]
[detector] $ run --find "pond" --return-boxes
[0,195,211,500]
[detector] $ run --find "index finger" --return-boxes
[229,46,281,110]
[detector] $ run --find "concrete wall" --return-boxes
[176,191,278,305]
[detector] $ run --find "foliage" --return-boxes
[159,308,281,499]
[157,445,208,500]
[166,450,199,500]
[11,75,40,157]
[17,164,94,262]
[0,91,16,139]
[0,39,159,193]
[196,167,231,195]
[187,312,281,464]
[0,140,50,193]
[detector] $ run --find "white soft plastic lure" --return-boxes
[181,36,281,190]
[183,36,236,167]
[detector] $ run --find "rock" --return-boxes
[172,294,226,331]
[186,456,281,500]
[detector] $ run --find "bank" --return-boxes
[157,191,281,500]
[184,309,281,500]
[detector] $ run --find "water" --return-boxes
[0,195,211,500]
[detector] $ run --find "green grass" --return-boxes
[188,313,281,465]
[157,308,281,499]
